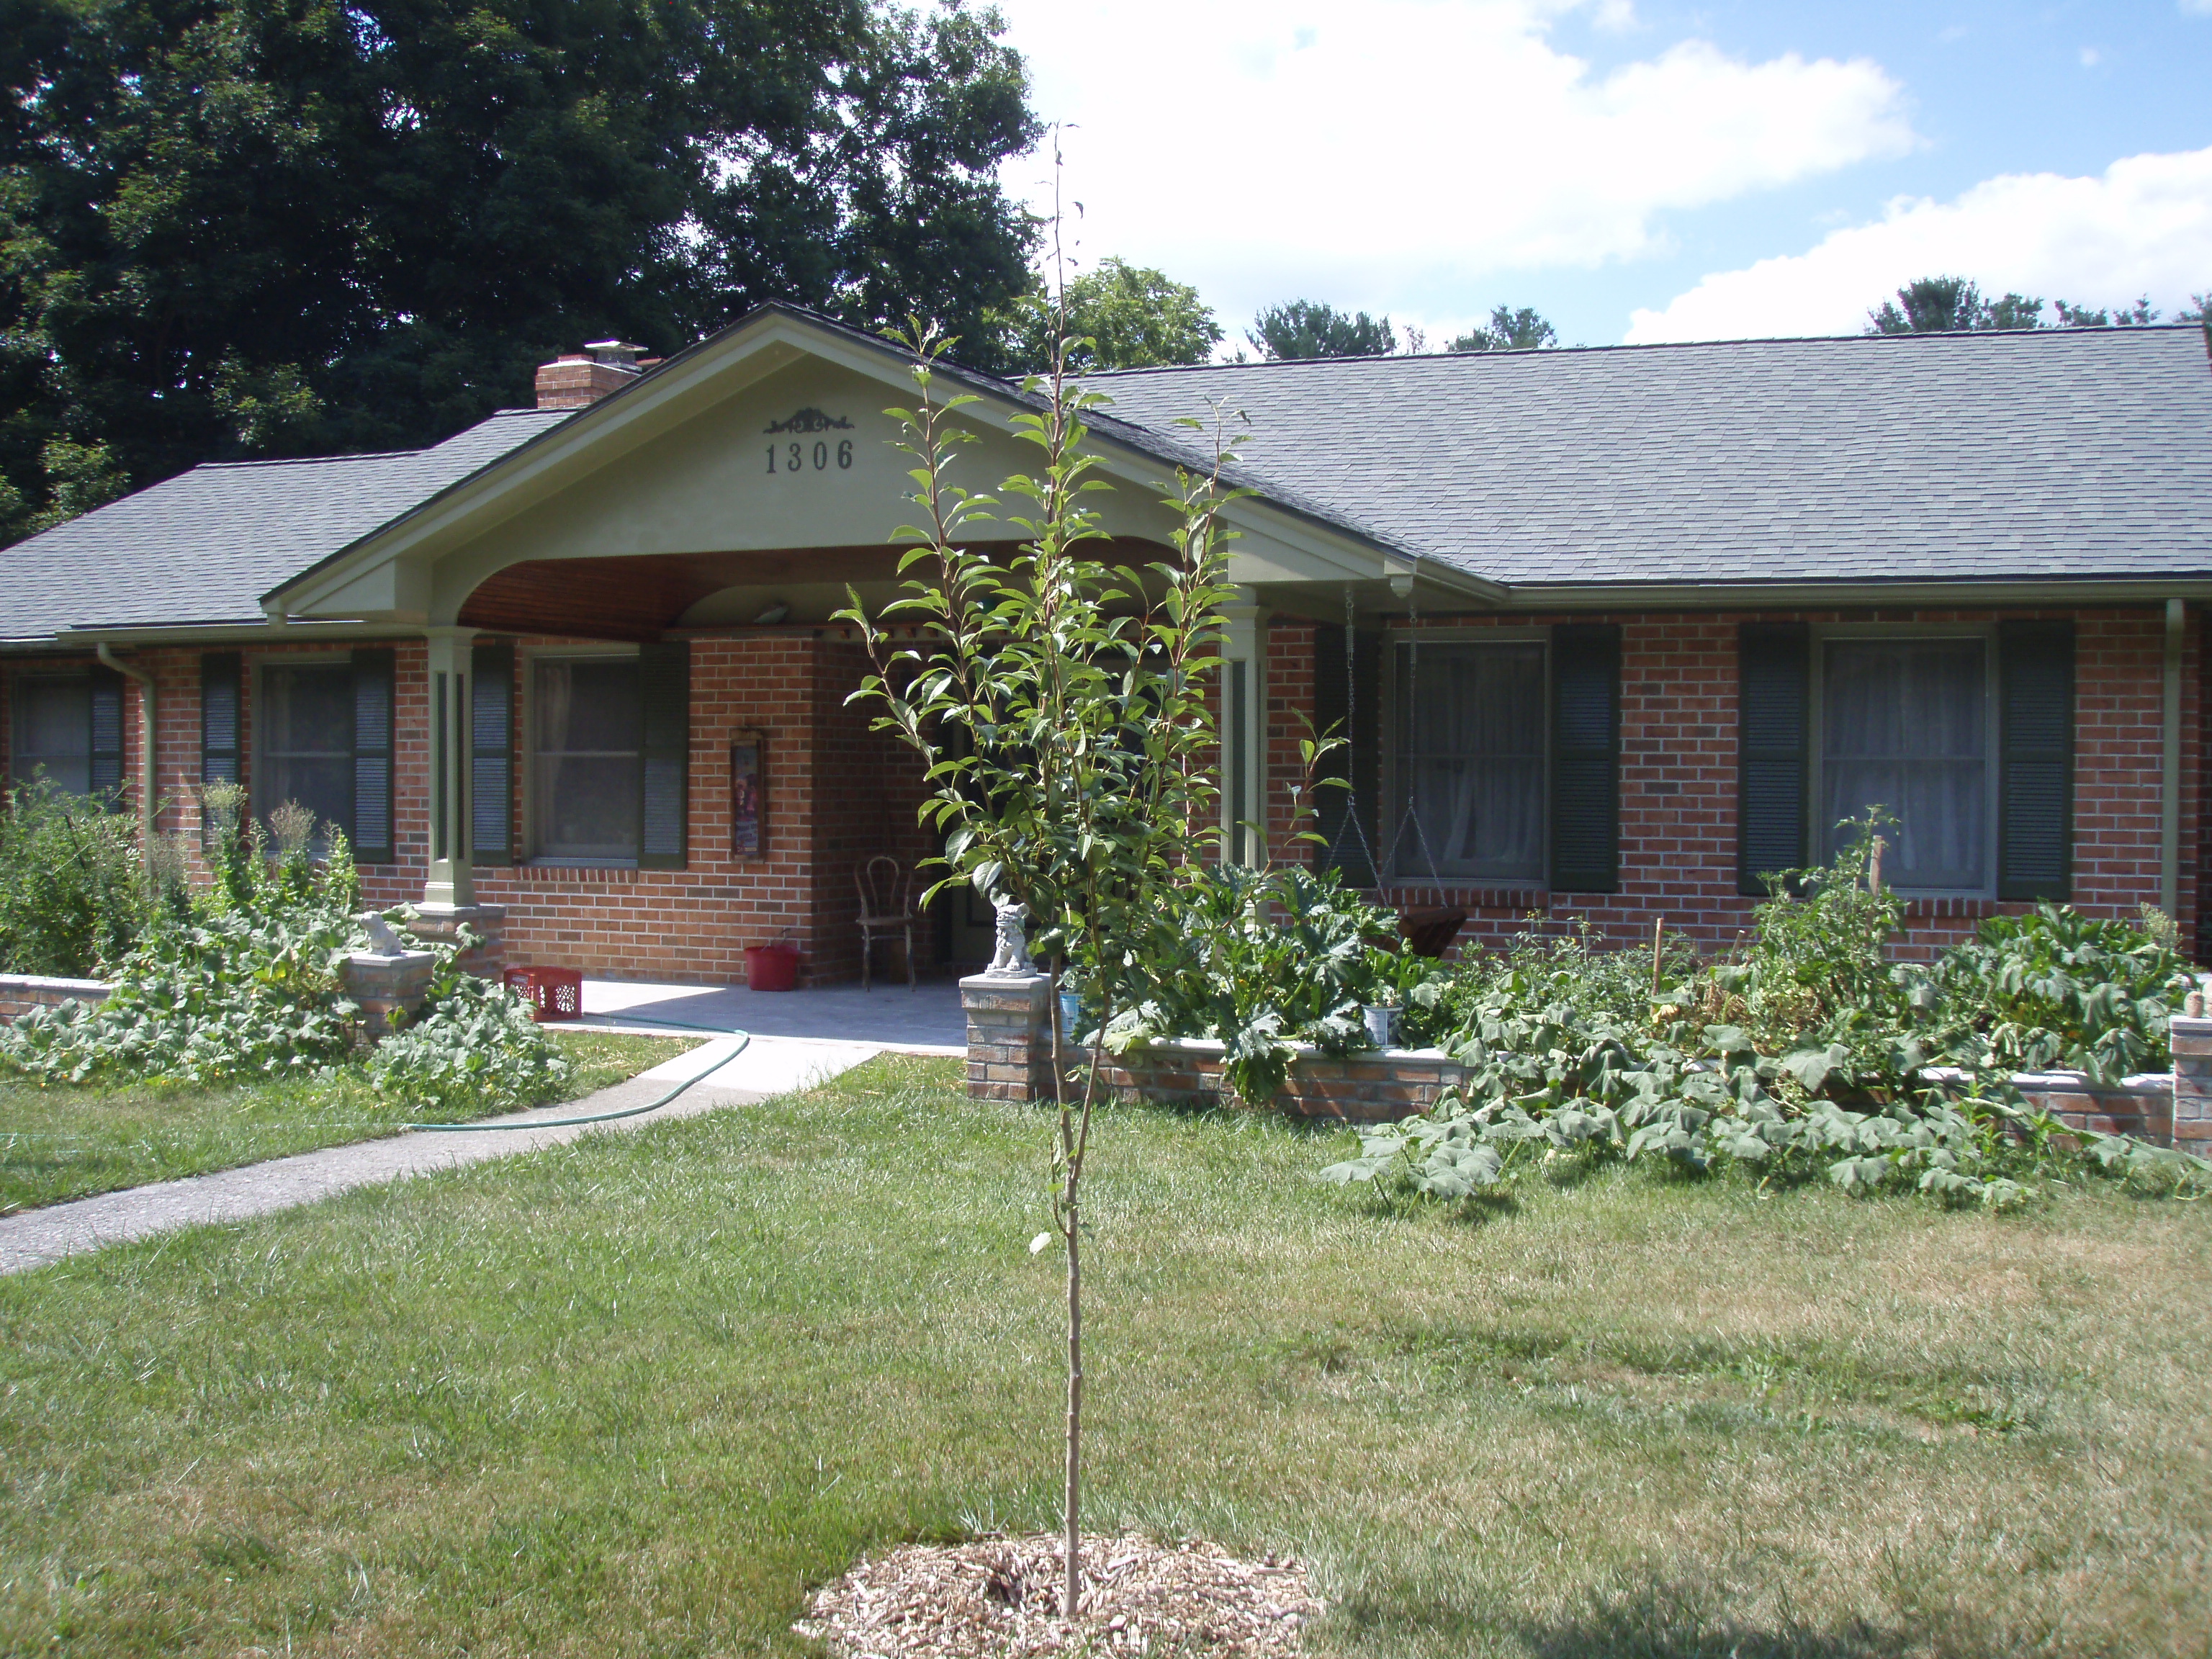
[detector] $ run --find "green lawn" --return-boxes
[1,1055,2207,1658]
[0,1030,694,1213]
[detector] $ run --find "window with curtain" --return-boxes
[9,678,91,795]
[258,664,354,836]
[1393,642,1545,881]
[532,657,640,860]
[1820,637,1989,890]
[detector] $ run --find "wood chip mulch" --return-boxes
[795,1532,1323,1659]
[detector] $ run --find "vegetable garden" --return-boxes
[1081,817,2212,1210]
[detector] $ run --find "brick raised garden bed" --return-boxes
[961,974,2212,1154]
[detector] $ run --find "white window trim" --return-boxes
[1807,622,1999,900]
[520,644,642,868]
[1377,626,1551,889]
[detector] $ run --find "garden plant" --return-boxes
[0,786,579,1188]
[1318,817,2211,1208]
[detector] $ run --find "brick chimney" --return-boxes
[534,340,658,410]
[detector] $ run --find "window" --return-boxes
[258,663,355,837]
[532,656,642,860]
[1391,642,1546,881]
[10,677,92,795]
[1818,637,1990,891]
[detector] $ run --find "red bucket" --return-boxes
[744,943,801,993]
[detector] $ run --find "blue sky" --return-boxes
[986,0,2212,348]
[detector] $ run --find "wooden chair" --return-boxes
[856,855,917,991]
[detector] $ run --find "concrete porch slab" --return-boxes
[575,978,967,1053]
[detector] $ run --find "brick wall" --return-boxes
[469,635,931,987]
[0,974,112,1023]
[1264,605,2201,963]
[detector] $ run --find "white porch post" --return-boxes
[422,626,477,909]
[1220,590,1268,865]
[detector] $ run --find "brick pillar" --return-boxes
[961,971,1055,1101]
[2172,1014,2212,1156]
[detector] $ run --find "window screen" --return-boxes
[533,657,641,860]
[1821,638,1988,890]
[260,663,356,838]
[1393,642,1545,881]
[10,678,91,796]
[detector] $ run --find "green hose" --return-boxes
[405,1023,751,1133]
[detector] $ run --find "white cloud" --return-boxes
[992,0,1915,331]
[1624,148,2212,343]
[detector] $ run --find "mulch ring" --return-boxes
[795,1532,1323,1659]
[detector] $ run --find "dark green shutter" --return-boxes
[470,639,514,866]
[351,648,395,864]
[1550,624,1621,892]
[1738,624,1809,896]
[200,652,240,786]
[1997,620,2074,902]
[638,641,689,870]
[87,666,124,800]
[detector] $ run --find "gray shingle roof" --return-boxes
[1089,325,2212,589]
[5,320,2207,649]
[0,409,568,640]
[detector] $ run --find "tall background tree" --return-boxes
[976,256,1220,376]
[1246,300,1395,360]
[0,0,1040,542]
[1449,305,1557,352]
[1866,276,2182,336]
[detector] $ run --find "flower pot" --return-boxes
[1362,1003,1400,1048]
[744,943,801,992]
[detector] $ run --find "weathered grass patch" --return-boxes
[0,1029,693,1211]
[0,1054,2206,1657]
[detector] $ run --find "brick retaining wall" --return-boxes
[0,975,112,1022]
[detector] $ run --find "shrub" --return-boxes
[1325,815,2211,1210]
[0,814,360,1087]
[367,936,569,1115]
[1930,903,2190,1083]
[0,777,150,976]
[1097,863,1442,1102]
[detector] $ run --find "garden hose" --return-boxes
[404,1019,752,1132]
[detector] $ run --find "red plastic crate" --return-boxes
[503,966,584,1022]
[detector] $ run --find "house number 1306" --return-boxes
[767,440,853,473]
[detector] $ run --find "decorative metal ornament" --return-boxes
[763,408,855,434]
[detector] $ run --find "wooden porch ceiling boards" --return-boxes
[453,539,1177,640]
[456,549,908,639]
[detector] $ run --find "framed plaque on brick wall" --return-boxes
[730,731,765,858]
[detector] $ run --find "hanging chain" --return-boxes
[1388,562,1447,900]
[1325,584,1377,884]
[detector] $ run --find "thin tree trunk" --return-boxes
[1064,1165,1082,1619]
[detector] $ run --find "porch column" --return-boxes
[421,626,478,909]
[1220,589,1268,865]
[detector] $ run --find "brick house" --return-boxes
[3,307,2208,983]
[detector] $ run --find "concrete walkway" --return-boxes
[0,983,967,1276]
[577,976,966,1051]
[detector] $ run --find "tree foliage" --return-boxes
[976,256,1221,376]
[0,0,1040,543]
[1449,305,1558,352]
[1867,275,2173,336]
[1246,299,1396,360]
[842,308,1237,1614]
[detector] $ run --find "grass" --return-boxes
[0,1030,694,1213]
[1,1055,2208,1658]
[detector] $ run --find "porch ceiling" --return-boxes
[454,537,1182,639]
